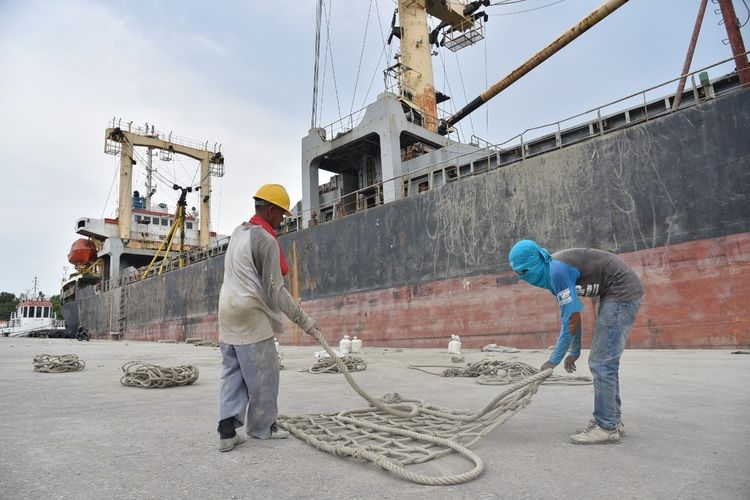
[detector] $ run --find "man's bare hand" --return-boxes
[563,354,579,373]
[540,360,555,371]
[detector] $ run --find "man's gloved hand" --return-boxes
[305,325,322,338]
[540,360,555,371]
[564,354,579,373]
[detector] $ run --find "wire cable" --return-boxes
[322,0,343,122]
[359,0,391,110]
[454,50,476,137]
[101,156,120,218]
[312,0,324,128]
[488,0,566,16]
[349,0,374,115]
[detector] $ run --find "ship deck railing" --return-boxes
[107,118,222,154]
[293,53,749,229]
[95,237,231,293]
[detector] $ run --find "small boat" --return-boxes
[1,288,67,338]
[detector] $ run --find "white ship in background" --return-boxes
[1,279,66,338]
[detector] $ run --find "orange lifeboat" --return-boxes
[68,239,98,266]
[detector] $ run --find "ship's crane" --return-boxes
[104,120,225,248]
[141,184,193,279]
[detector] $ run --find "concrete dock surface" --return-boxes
[1,337,748,500]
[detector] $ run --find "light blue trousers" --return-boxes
[589,299,642,431]
[218,337,279,439]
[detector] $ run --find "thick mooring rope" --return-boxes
[120,361,199,388]
[307,355,367,374]
[408,359,592,385]
[33,354,85,373]
[278,330,552,486]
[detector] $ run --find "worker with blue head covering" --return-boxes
[508,240,553,290]
[508,239,644,445]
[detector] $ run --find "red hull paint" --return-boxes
[122,233,750,348]
[295,233,750,349]
[126,315,219,343]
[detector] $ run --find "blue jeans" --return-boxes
[589,299,641,431]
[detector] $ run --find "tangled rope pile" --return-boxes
[33,354,85,373]
[120,361,199,388]
[278,331,552,486]
[306,355,367,374]
[193,341,220,347]
[408,359,591,385]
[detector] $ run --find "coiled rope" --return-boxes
[278,330,552,486]
[408,359,592,385]
[306,355,367,374]
[120,361,199,388]
[33,354,85,373]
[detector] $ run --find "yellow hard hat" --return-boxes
[254,184,291,215]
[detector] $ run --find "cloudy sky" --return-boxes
[0,0,746,296]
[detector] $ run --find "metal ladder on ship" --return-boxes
[117,287,127,337]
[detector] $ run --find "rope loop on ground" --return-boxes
[307,355,367,374]
[408,359,592,385]
[120,361,199,388]
[33,354,85,373]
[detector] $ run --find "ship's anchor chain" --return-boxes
[33,354,86,373]
[408,359,592,385]
[305,355,367,374]
[278,329,553,486]
[120,361,199,388]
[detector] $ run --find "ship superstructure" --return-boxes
[299,0,637,227]
[61,120,226,308]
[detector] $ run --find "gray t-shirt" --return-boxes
[552,248,643,302]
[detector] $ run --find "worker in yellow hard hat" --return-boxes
[216,183,320,451]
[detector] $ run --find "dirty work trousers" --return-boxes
[218,337,279,439]
[589,298,642,431]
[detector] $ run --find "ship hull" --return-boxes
[62,85,750,349]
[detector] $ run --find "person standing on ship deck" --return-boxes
[217,184,320,452]
[508,240,643,445]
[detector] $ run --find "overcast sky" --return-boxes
[0,0,746,297]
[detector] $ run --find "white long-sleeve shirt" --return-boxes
[218,222,314,345]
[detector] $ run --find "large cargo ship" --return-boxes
[61,0,750,349]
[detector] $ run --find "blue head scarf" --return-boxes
[508,240,553,291]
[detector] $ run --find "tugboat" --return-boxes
[1,279,66,338]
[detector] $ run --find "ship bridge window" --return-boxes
[446,166,458,181]
[43,307,50,318]
[36,306,43,318]
[161,218,168,226]
[22,306,28,318]
[135,215,142,223]
[142,217,151,224]
[186,222,193,230]
[152,218,161,226]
